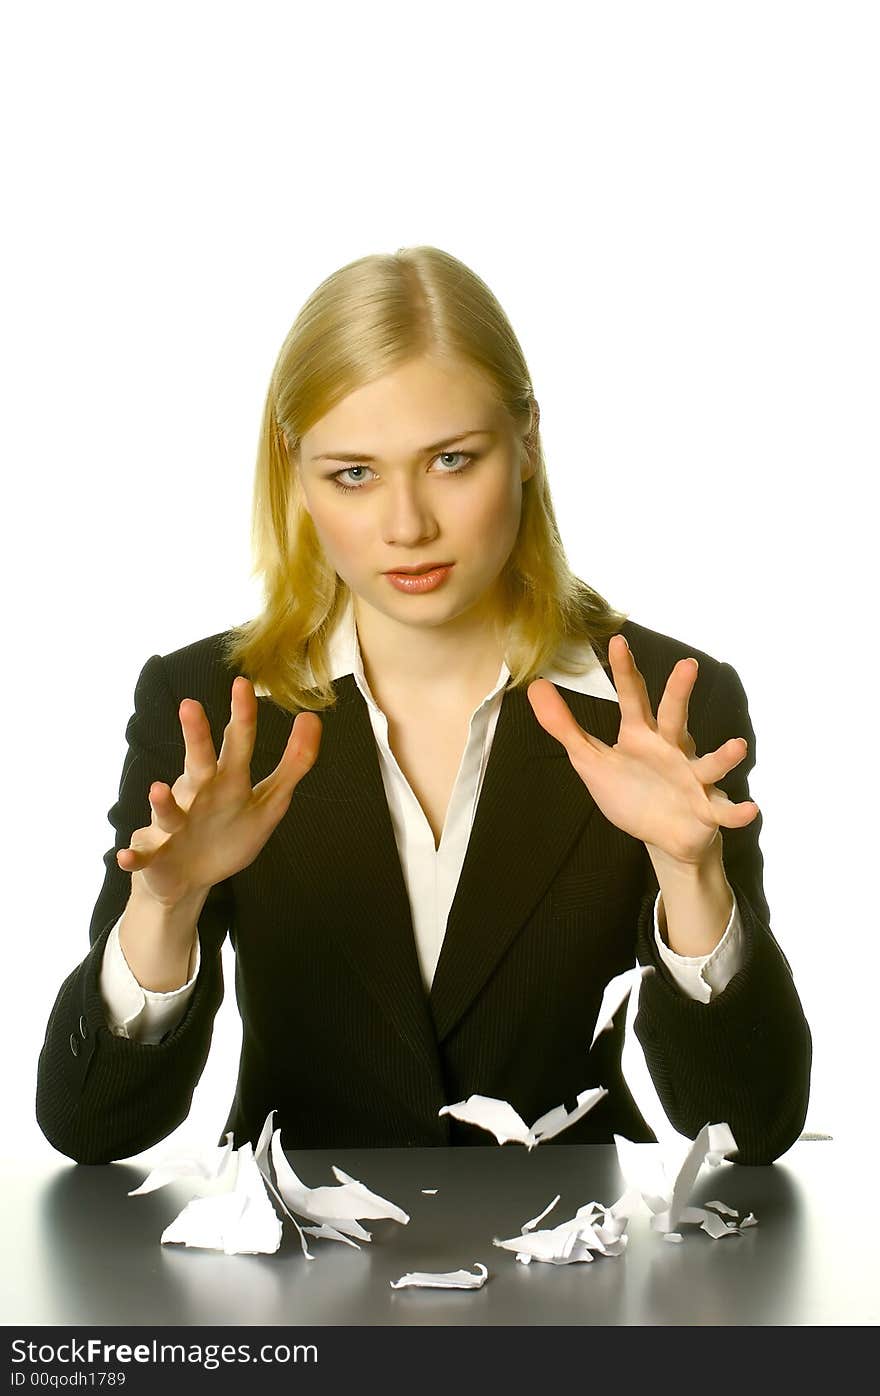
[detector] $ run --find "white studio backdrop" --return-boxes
[2,0,877,1168]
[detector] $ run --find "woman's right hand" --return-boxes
[116,677,323,907]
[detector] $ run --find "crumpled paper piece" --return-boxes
[390,1263,488,1290]
[439,1086,607,1149]
[131,1109,410,1259]
[159,1142,283,1255]
[494,1198,628,1266]
[612,1124,758,1240]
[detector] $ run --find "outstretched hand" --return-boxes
[116,677,323,906]
[526,634,759,868]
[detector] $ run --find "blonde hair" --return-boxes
[220,246,629,713]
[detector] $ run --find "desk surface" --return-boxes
[1,1140,872,1326]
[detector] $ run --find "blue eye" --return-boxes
[329,451,477,493]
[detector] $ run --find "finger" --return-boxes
[179,696,219,787]
[216,676,259,777]
[526,679,609,760]
[116,843,154,872]
[254,710,323,806]
[608,634,656,730]
[691,736,749,786]
[147,780,187,835]
[656,657,699,747]
[707,787,760,828]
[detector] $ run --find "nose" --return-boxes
[379,477,440,548]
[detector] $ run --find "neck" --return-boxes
[352,591,508,710]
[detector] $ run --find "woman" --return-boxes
[36,246,811,1166]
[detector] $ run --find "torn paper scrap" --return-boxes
[651,1124,737,1234]
[698,1210,741,1240]
[529,1087,608,1145]
[439,1086,607,1150]
[390,1263,488,1290]
[438,1095,532,1145]
[269,1134,409,1240]
[664,1232,684,1243]
[421,1189,438,1195]
[704,1199,739,1217]
[614,1124,744,1238]
[495,1203,629,1266]
[248,1111,316,1260]
[522,1195,560,1232]
[591,965,655,1048]
[129,1132,238,1198]
[160,1143,282,1255]
[612,1136,668,1216]
[300,1223,361,1249]
[254,1109,275,1178]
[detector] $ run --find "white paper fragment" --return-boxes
[254,1109,275,1178]
[699,1210,741,1240]
[160,1143,282,1255]
[608,1185,646,1221]
[438,1095,532,1145]
[591,965,655,1047]
[129,1132,238,1197]
[522,1195,561,1232]
[421,1189,438,1195]
[615,1123,745,1239]
[664,1232,684,1243]
[301,1224,361,1249]
[704,1199,739,1217]
[612,1136,669,1212]
[250,1112,315,1260]
[495,1200,629,1267]
[439,1086,607,1150]
[390,1263,488,1290]
[330,1167,411,1223]
[740,1213,758,1228]
[269,1134,409,1239]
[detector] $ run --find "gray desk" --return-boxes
[1,1141,873,1326]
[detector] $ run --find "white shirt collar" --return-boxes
[321,592,619,710]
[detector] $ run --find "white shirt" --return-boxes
[100,599,744,1042]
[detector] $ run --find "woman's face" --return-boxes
[293,355,534,630]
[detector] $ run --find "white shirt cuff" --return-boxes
[653,889,744,1003]
[99,914,200,1043]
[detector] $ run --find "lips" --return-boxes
[384,562,453,575]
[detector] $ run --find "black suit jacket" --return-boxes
[36,617,811,1165]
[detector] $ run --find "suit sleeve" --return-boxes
[35,652,232,1163]
[633,658,812,1164]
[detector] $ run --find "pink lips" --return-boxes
[384,564,454,594]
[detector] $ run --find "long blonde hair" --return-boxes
[220,246,628,713]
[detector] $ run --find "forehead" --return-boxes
[302,357,506,452]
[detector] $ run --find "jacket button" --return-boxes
[79,1015,89,1039]
[69,1032,79,1057]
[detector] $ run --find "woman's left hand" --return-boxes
[526,633,760,868]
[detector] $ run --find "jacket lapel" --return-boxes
[256,677,443,1081]
[428,680,622,1042]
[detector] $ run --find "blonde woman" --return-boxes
[37,247,811,1165]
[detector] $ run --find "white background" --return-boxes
[2,1,877,1167]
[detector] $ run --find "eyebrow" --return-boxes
[312,429,496,463]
